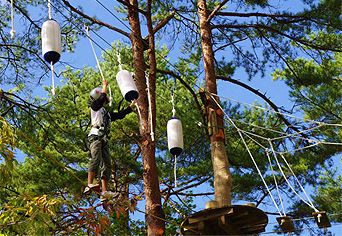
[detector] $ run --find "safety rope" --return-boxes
[85,25,112,106]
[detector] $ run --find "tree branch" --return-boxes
[156,68,206,127]
[211,23,342,52]
[207,0,229,22]
[153,10,176,35]
[61,0,130,39]
[216,75,309,139]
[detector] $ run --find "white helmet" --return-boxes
[89,87,102,100]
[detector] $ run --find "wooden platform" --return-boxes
[180,205,268,235]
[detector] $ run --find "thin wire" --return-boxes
[49,2,111,60]
[211,93,342,128]
[48,0,52,19]
[94,0,131,32]
[208,93,283,216]
[268,140,319,212]
[279,152,319,212]
[271,124,324,141]
[265,150,286,216]
[221,114,342,154]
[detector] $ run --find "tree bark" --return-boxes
[126,0,165,235]
[197,0,232,207]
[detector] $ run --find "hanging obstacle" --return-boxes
[41,0,61,95]
[41,19,61,64]
[116,70,139,102]
[167,118,184,157]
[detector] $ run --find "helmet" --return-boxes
[90,87,102,100]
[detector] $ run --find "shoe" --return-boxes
[83,183,100,195]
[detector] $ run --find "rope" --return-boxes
[145,72,154,141]
[10,0,16,39]
[50,62,55,95]
[208,93,283,216]
[85,26,105,81]
[265,150,286,216]
[279,152,319,212]
[116,48,123,71]
[174,155,177,188]
[171,90,176,117]
[48,0,52,20]
[85,25,113,106]
[210,93,342,128]
[268,140,319,212]
[220,115,342,154]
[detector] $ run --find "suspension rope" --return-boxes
[265,150,286,216]
[145,72,154,141]
[174,155,177,188]
[268,140,319,212]
[171,89,176,117]
[48,0,52,19]
[279,152,319,212]
[51,62,55,95]
[116,48,123,71]
[10,0,16,39]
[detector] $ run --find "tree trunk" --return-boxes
[126,0,165,235]
[197,0,232,207]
